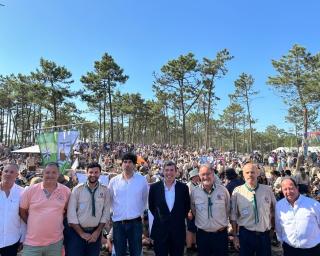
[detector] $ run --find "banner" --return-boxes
[37,130,79,174]
[36,132,58,166]
[57,130,79,174]
[307,131,320,143]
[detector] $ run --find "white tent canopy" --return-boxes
[12,145,40,153]
[272,146,320,153]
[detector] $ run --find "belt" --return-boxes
[81,226,98,232]
[199,227,227,233]
[240,226,270,235]
[115,217,142,224]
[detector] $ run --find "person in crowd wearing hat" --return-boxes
[186,168,199,253]
[275,177,320,256]
[231,163,276,256]
[67,162,111,256]
[19,162,70,256]
[0,163,25,256]
[190,164,230,256]
[225,168,244,196]
[148,160,190,256]
[15,168,28,187]
[108,152,148,256]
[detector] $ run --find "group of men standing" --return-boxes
[0,153,320,256]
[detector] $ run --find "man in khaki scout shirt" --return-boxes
[231,163,276,256]
[190,164,230,256]
[67,162,111,256]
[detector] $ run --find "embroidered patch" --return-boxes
[217,194,223,200]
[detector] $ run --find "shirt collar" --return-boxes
[285,194,303,207]
[121,171,136,180]
[85,180,99,190]
[164,180,176,191]
[40,182,60,190]
[200,183,215,194]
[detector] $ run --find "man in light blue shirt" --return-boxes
[275,177,320,256]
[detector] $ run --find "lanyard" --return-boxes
[245,183,259,224]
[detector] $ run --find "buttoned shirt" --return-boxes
[164,180,176,212]
[108,172,148,222]
[67,182,111,228]
[275,195,320,249]
[191,184,230,232]
[0,184,25,248]
[231,184,276,232]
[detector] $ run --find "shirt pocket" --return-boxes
[195,201,206,212]
[239,206,250,217]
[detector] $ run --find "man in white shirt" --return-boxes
[108,153,148,256]
[275,177,320,256]
[148,160,190,256]
[0,163,25,256]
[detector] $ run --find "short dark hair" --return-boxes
[45,162,59,169]
[122,152,137,165]
[226,168,237,180]
[281,177,298,188]
[163,160,176,170]
[284,169,291,176]
[86,162,101,172]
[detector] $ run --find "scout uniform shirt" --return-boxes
[67,182,111,228]
[230,183,276,232]
[191,184,230,232]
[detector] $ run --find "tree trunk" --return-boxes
[107,82,114,143]
[103,88,107,144]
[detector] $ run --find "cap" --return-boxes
[189,168,199,179]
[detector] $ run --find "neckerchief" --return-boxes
[245,183,259,224]
[202,185,214,218]
[85,181,99,217]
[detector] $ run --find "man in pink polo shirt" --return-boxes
[19,162,70,256]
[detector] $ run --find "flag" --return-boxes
[57,130,79,174]
[36,132,58,166]
[71,157,79,171]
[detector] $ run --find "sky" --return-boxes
[1,0,320,132]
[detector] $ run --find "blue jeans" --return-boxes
[239,226,271,256]
[113,220,142,256]
[66,227,101,256]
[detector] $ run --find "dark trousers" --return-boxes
[196,228,228,256]
[0,240,20,256]
[66,227,101,256]
[113,219,142,256]
[239,226,271,256]
[153,230,185,256]
[283,242,320,256]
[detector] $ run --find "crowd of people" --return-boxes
[0,142,320,256]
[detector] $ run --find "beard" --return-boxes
[88,176,98,184]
